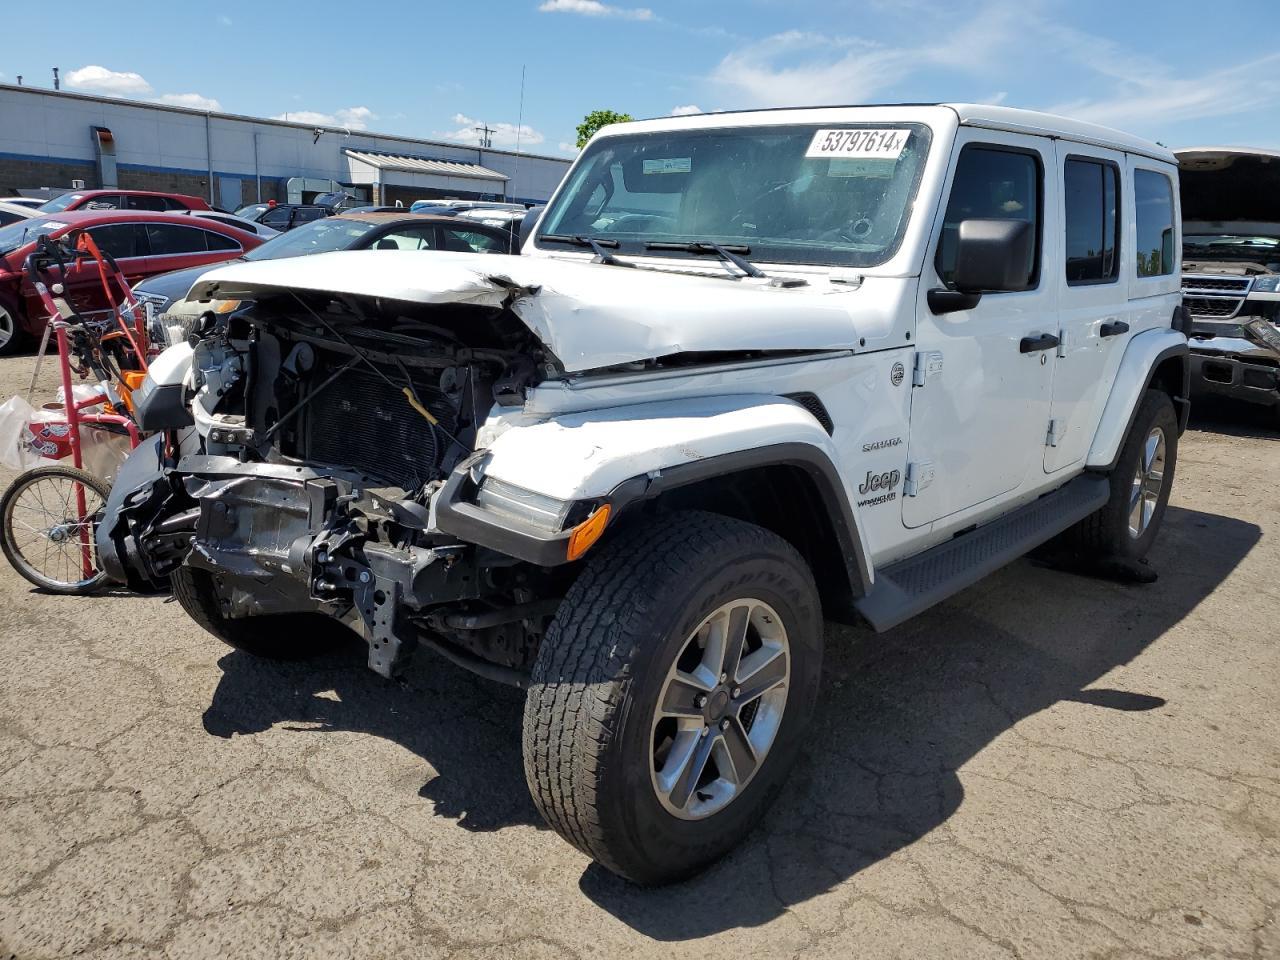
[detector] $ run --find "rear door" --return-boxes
[903,132,1059,528]
[56,222,150,314]
[144,223,244,273]
[1044,146,1128,472]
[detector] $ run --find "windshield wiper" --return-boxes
[540,233,633,267]
[644,241,766,279]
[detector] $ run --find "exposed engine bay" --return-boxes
[100,289,571,681]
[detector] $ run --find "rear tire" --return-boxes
[522,510,823,885]
[171,565,351,659]
[1071,389,1178,560]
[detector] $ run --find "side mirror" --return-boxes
[953,219,1034,293]
[518,205,546,251]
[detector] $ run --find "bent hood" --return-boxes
[186,249,879,372]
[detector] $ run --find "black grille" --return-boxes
[303,368,457,489]
[1186,297,1242,319]
[1183,275,1251,293]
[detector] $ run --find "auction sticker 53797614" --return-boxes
[805,129,909,159]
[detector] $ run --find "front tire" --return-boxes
[171,565,351,659]
[522,511,823,885]
[1071,389,1179,560]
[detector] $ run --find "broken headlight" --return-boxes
[472,476,573,534]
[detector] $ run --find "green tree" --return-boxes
[576,110,634,149]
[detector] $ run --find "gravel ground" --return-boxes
[0,352,1276,960]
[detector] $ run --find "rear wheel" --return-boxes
[1071,389,1178,560]
[0,465,112,594]
[522,511,823,885]
[171,565,351,659]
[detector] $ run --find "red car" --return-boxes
[0,211,264,354]
[37,189,212,214]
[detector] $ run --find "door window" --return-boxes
[1135,169,1175,277]
[85,223,147,258]
[145,223,213,255]
[443,228,506,253]
[1064,158,1120,284]
[127,195,169,211]
[937,146,1041,289]
[82,195,123,211]
[260,207,292,227]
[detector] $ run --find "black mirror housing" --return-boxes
[518,205,546,251]
[953,219,1034,293]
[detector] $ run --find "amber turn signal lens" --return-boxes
[566,504,611,562]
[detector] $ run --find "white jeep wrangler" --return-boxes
[103,104,1189,884]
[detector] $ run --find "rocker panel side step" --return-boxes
[854,474,1109,632]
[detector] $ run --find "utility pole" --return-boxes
[474,123,494,149]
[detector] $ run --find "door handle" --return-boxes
[1100,320,1130,338]
[1020,333,1060,353]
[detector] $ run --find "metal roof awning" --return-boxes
[344,149,508,183]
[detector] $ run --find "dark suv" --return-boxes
[232,202,333,232]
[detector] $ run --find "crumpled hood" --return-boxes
[186,249,872,372]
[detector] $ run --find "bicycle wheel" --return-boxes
[1,465,112,594]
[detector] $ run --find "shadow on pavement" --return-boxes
[1187,395,1280,441]
[199,504,1258,938]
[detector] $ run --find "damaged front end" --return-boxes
[98,281,569,681]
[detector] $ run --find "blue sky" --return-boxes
[3,0,1278,155]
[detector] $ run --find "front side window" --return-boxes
[81,195,123,211]
[86,223,147,259]
[937,146,1041,289]
[1064,157,1120,284]
[1135,169,1175,277]
[371,227,438,251]
[127,195,169,212]
[260,207,292,227]
[443,228,505,252]
[537,122,932,268]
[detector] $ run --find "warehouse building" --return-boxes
[0,83,571,209]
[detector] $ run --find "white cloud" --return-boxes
[436,113,546,148]
[538,0,653,21]
[217,14,232,26]
[707,3,1021,108]
[671,104,702,116]
[158,92,222,111]
[559,141,581,154]
[64,65,152,96]
[272,106,376,130]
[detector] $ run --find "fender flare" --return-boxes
[435,396,873,599]
[1086,329,1189,471]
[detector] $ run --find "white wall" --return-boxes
[0,85,570,202]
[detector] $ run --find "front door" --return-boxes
[1044,145,1127,473]
[902,133,1059,528]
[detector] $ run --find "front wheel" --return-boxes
[0,294,29,357]
[522,511,823,885]
[0,465,112,594]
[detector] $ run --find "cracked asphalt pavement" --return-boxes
[0,351,1277,959]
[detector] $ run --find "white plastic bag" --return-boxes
[0,395,56,470]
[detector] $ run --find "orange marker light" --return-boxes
[566,504,611,562]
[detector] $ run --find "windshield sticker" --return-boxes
[643,157,692,175]
[828,158,897,179]
[806,129,908,160]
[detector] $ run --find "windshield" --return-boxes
[234,203,269,219]
[1183,233,1280,270]
[537,123,931,268]
[38,193,83,213]
[243,216,381,261]
[0,218,67,256]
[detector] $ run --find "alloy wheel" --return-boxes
[1128,426,1166,538]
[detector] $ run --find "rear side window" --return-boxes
[127,195,169,211]
[1064,157,1120,284]
[86,223,147,258]
[1135,169,1175,277]
[937,146,1042,289]
[203,230,241,251]
[146,223,213,255]
[82,195,122,211]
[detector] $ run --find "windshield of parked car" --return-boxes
[234,203,270,220]
[38,193,83,213]
[0,218,68,256]
[537,123,931,268]
[242,216,383,261]
[1183,233,1280,270]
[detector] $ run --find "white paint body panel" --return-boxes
[1086,328,1187,468]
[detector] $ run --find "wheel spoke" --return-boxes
[1143,433,1160,473]
[665,729,715,811]
[718,718,757,785]
[734,645,788,705]
[660,673,710,718]
[717,604,750,682]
